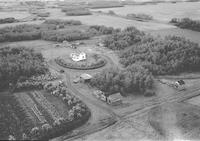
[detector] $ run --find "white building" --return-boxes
[70,52,86,62]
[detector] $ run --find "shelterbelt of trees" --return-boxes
[91,26,200,95]
[103,26,200,75]
[0,47,48,89]
[0,20,119,43]
[90,65,154,96]
[61,6,92,16]
[170,18,200,32]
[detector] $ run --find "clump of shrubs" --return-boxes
[0,17,18,24]
[88,25,121,36]
[41,30,90,42]
[126,13,153,21]
[55,55,107,70]
[170,18,200,32]
[62,7,92,16]
[43,19,82,26]
[15,80,44,91]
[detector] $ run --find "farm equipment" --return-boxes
[159,79,186,91]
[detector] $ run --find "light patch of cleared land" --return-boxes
[0,40,55,52]
[44,8,175,31]
[60,14,175,31]
[75,111,162,141]
[0,11,30,19]
[92,2,200,22]
[186,95,200,106]
[0,20,43,28]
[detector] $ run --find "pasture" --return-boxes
[91,2,200,22]
[0,11,30,19]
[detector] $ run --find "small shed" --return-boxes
[80,73,92,83]
[107,93,123,106]
[73,77,80,84]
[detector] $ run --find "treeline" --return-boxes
[103,27,145,50]
[120,35,200,75]
[93,26,200,95]
[61,7,92,16]
[90,65,154,96]
[88,25,121,36]
[44,19,82,26]
[103,26,200,75]
[126,13,153,21]
[0,20,85,42]
[0,47,48,89]
[0,93,33,140]
[0,17,18,24]
[170,18,200,32]
[41,30,90,42]
[0,24,56,42]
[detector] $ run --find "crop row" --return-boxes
[31,91,62,121]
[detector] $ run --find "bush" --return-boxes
[37,12,50,17]
[62,7,92,16]
[88,25,120,36]
[0,17,18,24]
[103,26,145,50]
[170,18,200,32]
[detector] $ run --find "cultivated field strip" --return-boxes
[15,93,47,124]
[31,91,62,121]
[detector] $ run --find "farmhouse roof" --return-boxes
[80,73,92,80]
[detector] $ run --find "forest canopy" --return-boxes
[0,47,48,89]
[90,65,154,95]
[120,35,200,75]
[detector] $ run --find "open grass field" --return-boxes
[58,13,175,31]
[149,102,200,140]
[91,2,200,22]
[0,11,30,19]
[0,40,55,52]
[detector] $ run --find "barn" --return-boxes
[107,93,123,106]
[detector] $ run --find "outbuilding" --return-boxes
[174,80,186,90]
[80,73,92,83]
[107,93,123,106]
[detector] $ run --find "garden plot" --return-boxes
[30,91,63,121]
[15,92,46,125]
[14,90,70,127]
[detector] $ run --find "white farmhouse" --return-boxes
[70,52,86,62]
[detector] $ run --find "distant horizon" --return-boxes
[0,0,194,2]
